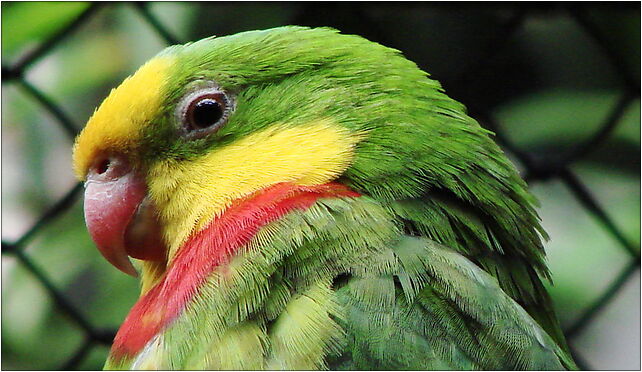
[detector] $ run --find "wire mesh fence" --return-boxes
[2,3,639,370]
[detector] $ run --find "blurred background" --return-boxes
[1,2,639,370]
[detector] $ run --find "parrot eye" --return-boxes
[179,87,231,138]
[186,93,225,130]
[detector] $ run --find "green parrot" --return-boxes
[72,26,577,370]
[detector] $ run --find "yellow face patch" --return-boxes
[147,119,364,258]
[72,56,174,179]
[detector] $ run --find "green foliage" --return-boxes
[2,202,139,369]
[496,90,639,152]
[1,2,90,58]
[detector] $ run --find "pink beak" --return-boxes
[83,155,166,276]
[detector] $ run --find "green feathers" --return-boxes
[108,26,575,370]
[336,235,573,370]
[119,196,574,369]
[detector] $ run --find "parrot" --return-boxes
[72,26,577,370]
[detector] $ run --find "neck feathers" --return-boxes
[109,182,359,362]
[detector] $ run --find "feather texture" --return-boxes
[71,26,576,370]
[109,195,575,370]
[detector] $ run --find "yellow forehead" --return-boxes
[72,56,174,180]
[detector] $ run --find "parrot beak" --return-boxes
[83,155,166,277]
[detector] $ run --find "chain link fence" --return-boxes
[2,3,639,370]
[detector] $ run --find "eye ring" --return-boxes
[178,86,232,139]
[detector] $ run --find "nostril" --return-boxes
[96,158,111,175]
[89,155,130,180]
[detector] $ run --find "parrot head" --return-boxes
[73,26,543,364]
[74,26,484,278]
[74,27,373,278]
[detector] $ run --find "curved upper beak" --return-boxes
[83,155,166,277]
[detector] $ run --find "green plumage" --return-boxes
[109,26,576,369]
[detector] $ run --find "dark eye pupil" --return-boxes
[191,99,223,129]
